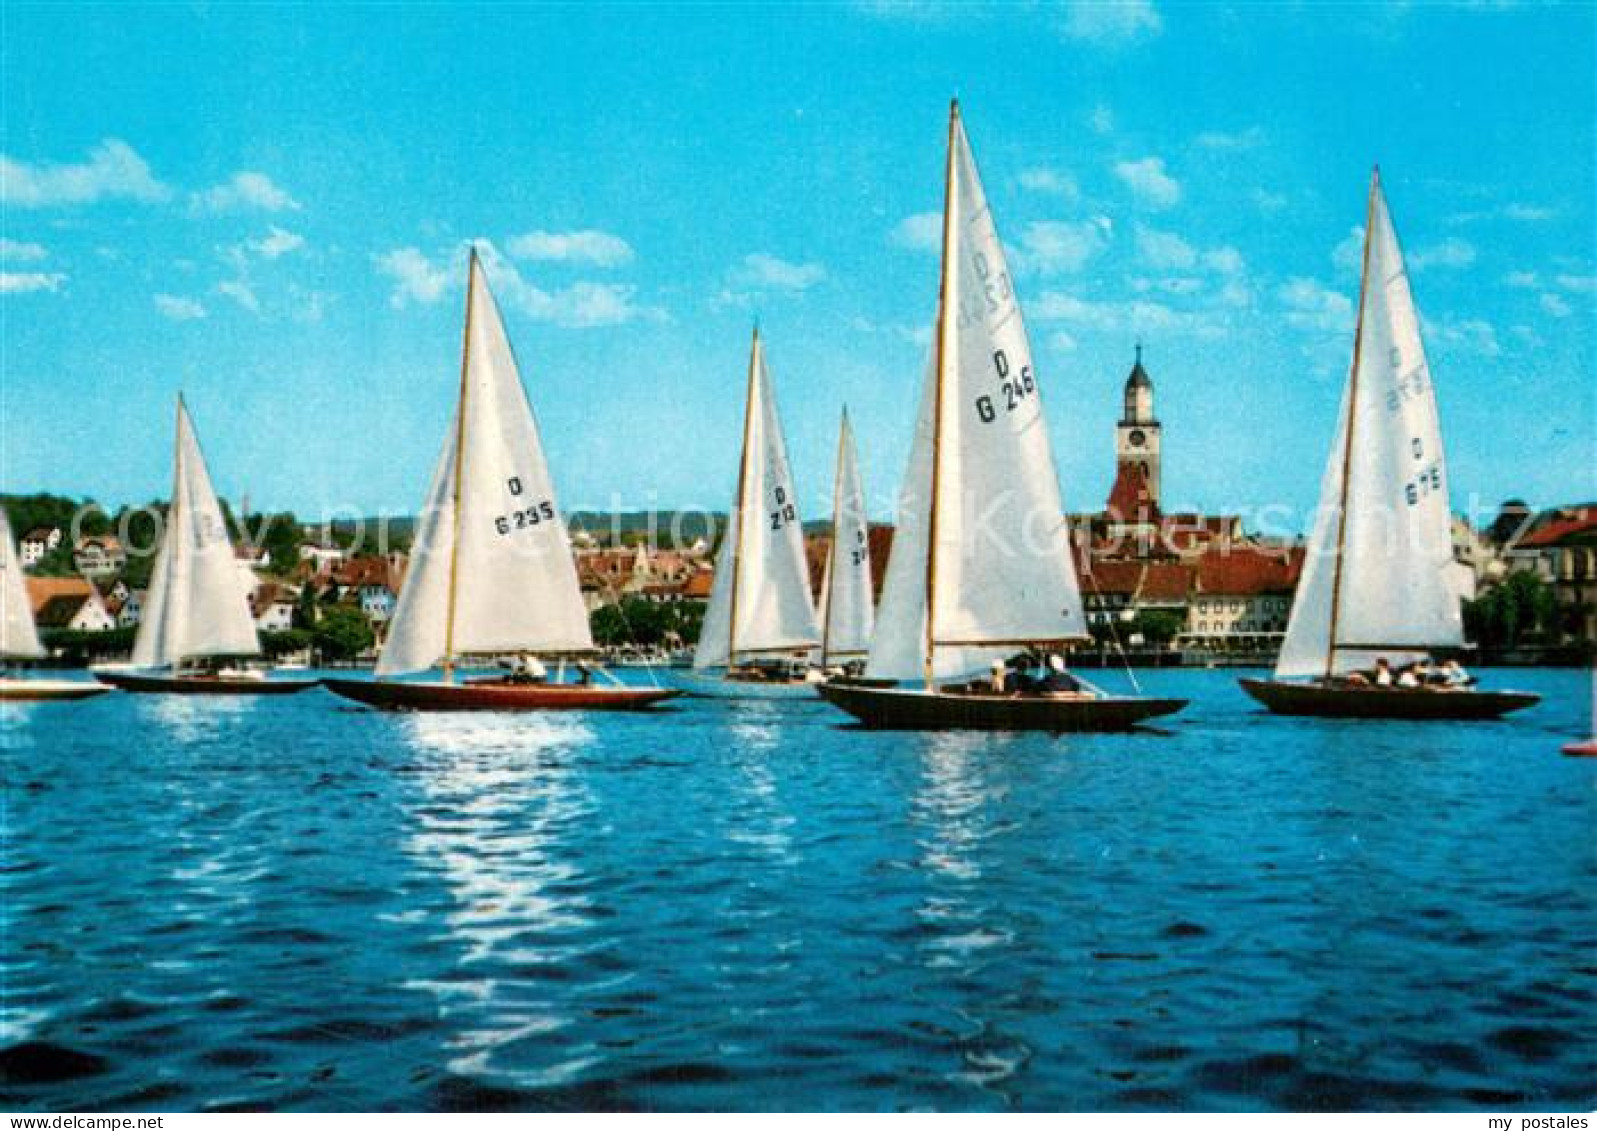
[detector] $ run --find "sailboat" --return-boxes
[818,101,1186,731]
[0,510,111,701]
[816,409,874,672]
[677,327,823,698]
[95,398,315,695]
[1240,170,1538,720]
[323,249,678,712]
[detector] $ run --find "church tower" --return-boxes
[1113,345,1161,511]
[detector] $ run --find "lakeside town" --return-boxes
[10,354,1594,670]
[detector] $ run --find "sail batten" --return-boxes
[131,399,261,669]
[1275,173,1463,680]
[866,105,1087,684]
[0,511,45,659]
[377,252,592,678]
[695,334,820,670]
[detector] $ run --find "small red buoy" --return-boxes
[1562,739,1597,757]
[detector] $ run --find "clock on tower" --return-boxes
[1114,345,1162,511]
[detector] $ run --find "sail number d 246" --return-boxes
[975,349,1035,423]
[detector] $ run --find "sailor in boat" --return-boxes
[502,654,548,685]
[977,652,1094,699]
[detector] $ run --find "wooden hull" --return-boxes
[665,669,821,700]
[816,682,1187,732]
[322,677,681,713]
[0,679,114,702]
[1238,678,1540,720]
[1559,739,1597,757]
[94,671,318,696]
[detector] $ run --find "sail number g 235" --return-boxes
[974,349,1035,424]
[493,475,555,535]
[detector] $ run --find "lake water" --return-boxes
[2,667,1593,1112]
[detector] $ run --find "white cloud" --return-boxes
[1555,274,1595,293]
[1504,270,1539,289]
[1028,290,1225,339]
[1279,277,1354,333]
[1332,226,1366,275]
[1017,168,1079,198]
[1,139,170,208]
[1134,225,1196,270]
[249,225,304,260]
[217,279,261,313]
[1205,245,1245,275]
[1251,188,1288,212]
[1048,330,1079,353]
[1408,237,1476,271]
[0,238,47,261]
[1195,127,1265,151]
[889,211,942,252]
[476,241,666,327]
[154,293,206,321]
[1114,156,1180,207]
[1503,203,1555,222]
[1019,218,1112,274]
[508,229,634,267]
[731,252,826,291]
[1060,0,1162,45]
[0,271,66,294]
[190,171,300,214]
[375,246,454,308]
[1089,105,1115,135]
[1540,292,1572,318]
[1424,315,1501,358]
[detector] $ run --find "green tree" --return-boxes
[590,597,705,648]
[312,605,375,661]
[1464,570,1558,647]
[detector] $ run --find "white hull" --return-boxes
[664,669,821,700]
[0,678,113,702]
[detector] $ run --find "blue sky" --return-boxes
[3,1,1593,529]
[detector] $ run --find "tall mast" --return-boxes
[821,407,849,667]
[441,246,479,683]
[725,324,760,670]
[1323,168,1379,680]
[923,98,959,689]
[171,392,187,669]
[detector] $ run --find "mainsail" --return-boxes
[378,249,593,678]
[131,398,261,669]
[0,510,44,659]
[695,329,820,670]
[1276,170,1464,680]
[866,102,1087,684]
[819,410,874,663]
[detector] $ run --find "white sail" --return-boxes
[819,411,875,662]
[0,510,44,659]
[378,251,593,678]
[132,399,261,668]
[867,105,1086,684]
[694,332,820,670]
[1276,171,1463,680]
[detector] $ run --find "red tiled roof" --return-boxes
[1193,546,1300,596]
[1079,559,1143,597]
[26,576,94,616]
[681,571,714,599]
[1137,562,1194,602]
[1516,506,1597,549]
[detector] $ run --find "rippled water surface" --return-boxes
[2,668,1593,1111]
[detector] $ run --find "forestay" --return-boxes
[866,106,1086,684]
[0,510,44,659]
[132,399,261,668]
[1276,172,1463,680]
[819,411,874,662]
[695,333,820,670]
[377,252,592,677]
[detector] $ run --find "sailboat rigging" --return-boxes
[818,101,1186,731]
[1240,170,1538,720]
